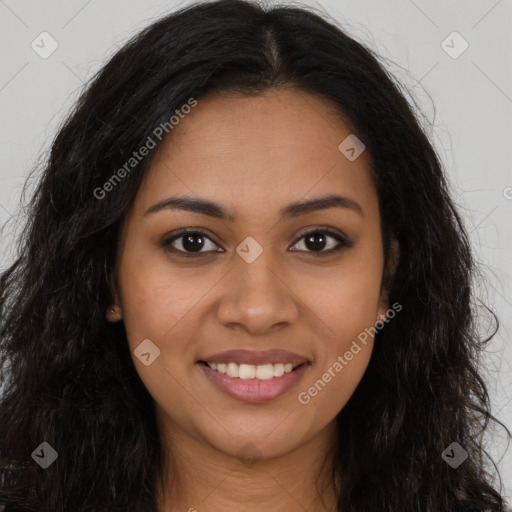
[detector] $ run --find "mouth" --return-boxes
[198,360,307,379]
[196,360,311,403]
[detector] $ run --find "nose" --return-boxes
[216,252,300,335]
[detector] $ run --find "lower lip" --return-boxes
[197,362,310,403]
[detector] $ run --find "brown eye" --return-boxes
[161,226,352,259]
[290,228,352,256]
[161,229,222,256]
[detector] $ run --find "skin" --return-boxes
[107,88,398,512]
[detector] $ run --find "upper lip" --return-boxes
[198,349,310,366]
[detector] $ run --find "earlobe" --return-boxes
[376,238,400,324]
[106,269,122,322]
[106,305,121,322]
[376,308,389,326]
[376,300,390,327]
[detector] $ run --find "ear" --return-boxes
[105,269,122,322]
[376,238,399,324]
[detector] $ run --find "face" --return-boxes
[111,88,394,463]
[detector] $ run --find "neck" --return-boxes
[155,421,339,512]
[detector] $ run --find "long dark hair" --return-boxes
[0,0,509,510]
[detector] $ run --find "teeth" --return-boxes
[206,361,298,379]
[239,364,256,379]
[226,362,238,378]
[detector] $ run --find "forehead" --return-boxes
[134,89,377,221]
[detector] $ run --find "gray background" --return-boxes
[0,0,510,502]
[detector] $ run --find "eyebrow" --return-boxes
[143,193,364,221]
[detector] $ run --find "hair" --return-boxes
[0,0,510,510]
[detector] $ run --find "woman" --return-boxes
[0,0,509,510]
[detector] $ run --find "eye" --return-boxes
[290,227,352,256]
[161,228,222,257]
[161,226,352,258]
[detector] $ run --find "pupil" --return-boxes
[305,233,326,251]
[180,232,327,252]
[183,234,204,252]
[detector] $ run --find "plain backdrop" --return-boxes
[0,0,510,503]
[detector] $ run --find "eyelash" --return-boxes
[161,226,352,258]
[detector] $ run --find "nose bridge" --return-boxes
[216,237,299,332]
[234,233,277,282]
[234,238,284,307]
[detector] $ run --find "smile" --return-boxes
[197,361,311,403]
[204,361,301,379]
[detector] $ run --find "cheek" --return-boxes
[295,257,382,413]
[298,297,376,421]
[306,347,373,421]
[302,258,384,343]
[116,249,208,416]
[118,243,208,350]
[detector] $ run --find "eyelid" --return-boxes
[289,226,353,256]
[292,225,350,245]
[161,227,221,253]
[161,225,352,256]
